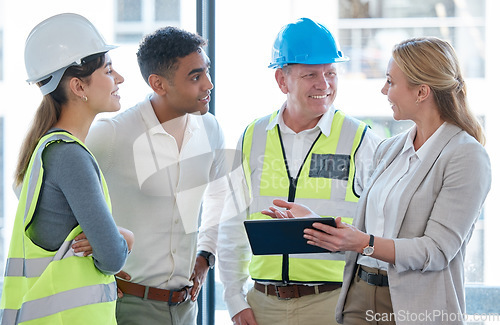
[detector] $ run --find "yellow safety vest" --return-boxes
[0,131,117,325]
[242,109,367,283]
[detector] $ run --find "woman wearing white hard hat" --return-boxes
[0,13,134,325]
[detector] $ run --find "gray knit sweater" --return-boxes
[25,135,128,275]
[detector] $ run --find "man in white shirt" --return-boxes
[217,18,381,325]
[86,26,227,325]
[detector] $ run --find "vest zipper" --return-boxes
[276,126,322,284]
[288,177,298,203]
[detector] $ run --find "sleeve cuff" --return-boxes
[226,294,251,320]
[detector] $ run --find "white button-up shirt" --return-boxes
[87,95,228,290]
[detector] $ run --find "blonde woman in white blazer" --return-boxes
[263,37,491,325]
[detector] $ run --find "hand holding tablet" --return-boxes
[244,217,337,255]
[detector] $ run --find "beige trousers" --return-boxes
[115,293,197,325]
[247,286,341,325]
[342,266,394,325]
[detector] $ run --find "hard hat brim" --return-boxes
[268,56,350,69]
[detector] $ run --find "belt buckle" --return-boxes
[366,273,381,286]
[275,284,297,300]
[168,287,189,306]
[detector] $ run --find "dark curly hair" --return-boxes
[137,26,206,85]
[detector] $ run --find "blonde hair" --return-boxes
[392,37,485,145]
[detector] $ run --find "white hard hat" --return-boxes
[24,13,117,95]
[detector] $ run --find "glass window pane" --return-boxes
[115,33,145,43]
[339,26,485,79]
[339,0,485,19]
[378,0,455,18]
[0,30,3,81]
[155,0,180,21]
[117,0,142,22]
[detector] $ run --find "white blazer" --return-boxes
[336,123,491,325]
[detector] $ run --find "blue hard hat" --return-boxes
[269,17,349,69]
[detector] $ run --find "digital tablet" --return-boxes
[243,217,337,255]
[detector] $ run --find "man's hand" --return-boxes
[115,270,131,298]
[261,199,319,219]
[189,255,210,301]
[232,308,258,325]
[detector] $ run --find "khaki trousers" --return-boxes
[247,285,341,325]
[342,266,394,325]
[115,293,197,325]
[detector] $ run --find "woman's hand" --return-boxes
[72,227,134,257]
[261,199,320,219]
[305,220,396,264]
[72,232,93,256]
[117,226,134,253]
[303,218,368,253]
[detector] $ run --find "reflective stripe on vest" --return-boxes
[242,110,367,283]
[0,131,117,325]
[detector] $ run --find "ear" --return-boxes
[417,84,431,103]
[148,74,168,96]
[275,69,288,94]
[68,77,85,98]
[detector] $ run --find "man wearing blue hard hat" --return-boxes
[218,18,381,324]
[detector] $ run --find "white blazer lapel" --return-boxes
[392,123,462,236]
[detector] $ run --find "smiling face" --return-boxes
[165,48,213,116]
[85,53,124,114]
[381,58,419,121]
[277,63,338,120]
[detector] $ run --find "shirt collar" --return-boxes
[139,94,201,135]
[403,121,447,161]
[402,125,416,155]
[139,95,164,135]
[266,101,336,136]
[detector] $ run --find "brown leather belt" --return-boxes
[254,282,342,300]
[116,278,190,306]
